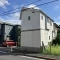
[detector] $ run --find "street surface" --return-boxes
[0,47,46,60]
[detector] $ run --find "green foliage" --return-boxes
[17,28,21,47]
[52,31,60,45]
[43,45,60,56]
[17,28,21,36]
[42,31,60,55]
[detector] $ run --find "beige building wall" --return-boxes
[21,30,41,52]
[40,13,48,46]
[21,9,41,52]
[40,12,54,46]
[40,13,45,29]
[20,8,54,52]
[21,30,41,47]
[21,10,40,30]
[40,30,48,46]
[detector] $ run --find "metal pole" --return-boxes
[50,42,51,53]
[11,47,12,52]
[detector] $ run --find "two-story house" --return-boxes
[20,7,54,52]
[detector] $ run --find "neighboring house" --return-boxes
[0,22,21,44]
[20,7,55,52]
[53,23,60,39]
[1,23,14,44]
[58,25,60,32]
[53,23,58,39]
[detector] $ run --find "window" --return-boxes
[46,17,49,23]
[41,15,43,20]
[49,36,50,40]
[48,18,50,23]
[32,11,35,13]
[28,16,31,20]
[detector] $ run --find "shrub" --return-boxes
[52,31,60,45]
[43,45,60,56]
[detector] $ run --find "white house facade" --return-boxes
[20,8,55,52]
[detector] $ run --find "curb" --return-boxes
[24,55,56,60]
[14,53,56,60]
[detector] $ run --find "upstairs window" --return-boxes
[46,17,49,23]
[32,11,35,13]
[47,18,50,23]
[28,16,31,20]
[41,15,43,20]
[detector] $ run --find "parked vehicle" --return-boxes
[3,40,17,47]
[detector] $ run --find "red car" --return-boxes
[3,40,17,47]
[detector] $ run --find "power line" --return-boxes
[0,0,41,15]
[36,0,59,6]
[0,0,59,16]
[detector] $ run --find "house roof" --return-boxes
[0,21,21,26]
[0,20,14,25]
[0,21,4,24]
[54,23,60,28]
[20,7,54,22]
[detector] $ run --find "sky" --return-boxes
[0,0,60,25]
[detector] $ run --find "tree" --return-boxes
[17,28,21,36]
[17,28,21,47]
[52,31,60,45]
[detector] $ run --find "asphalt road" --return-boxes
[0,47,46,60]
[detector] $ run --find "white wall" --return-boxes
[46,19,50,29]
[40,13,45,29]
[40,13,48,46]
[21,10,40,30]
[48,21,54,42]
[21,9,41,51]
[40,12,54,43]
[40,30,48,46]
[21,30,41,48]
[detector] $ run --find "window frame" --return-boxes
[46,17,50,23]
[28,16,31,20]
[41,15,43,20]
[49,36,50,40]
[50,20,52,26]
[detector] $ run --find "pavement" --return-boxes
[0,47,45,60]
[0,55,45,60]
[0,47,60,60]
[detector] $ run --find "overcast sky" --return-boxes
[0,0,60,25]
